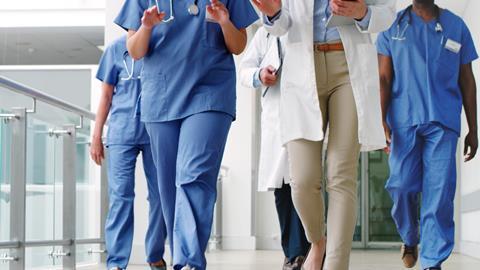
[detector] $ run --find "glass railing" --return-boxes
[0,75,107,270]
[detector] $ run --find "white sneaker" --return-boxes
[181,265,196,270]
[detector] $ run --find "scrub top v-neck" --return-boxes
[115,0,259,123]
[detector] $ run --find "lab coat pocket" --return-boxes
[358,43,380,91]
[282,43,308,90]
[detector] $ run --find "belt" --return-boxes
[314,42,344,52]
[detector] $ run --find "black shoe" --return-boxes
[425,268,441,270]
[282,257,292,270]
[290,256,306,270]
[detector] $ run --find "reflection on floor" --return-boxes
[87,250,480,270]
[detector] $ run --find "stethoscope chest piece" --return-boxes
[188,4,199,16]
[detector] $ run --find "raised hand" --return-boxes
[251,0,282,17]
[207,0,230,26]
[330,0,368,20]
[141,6,166,29]
[260,65,278,87]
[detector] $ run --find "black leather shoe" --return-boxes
[282,257,292,270]
[290,256,306,270]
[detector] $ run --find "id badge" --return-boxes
[445,39,462,54]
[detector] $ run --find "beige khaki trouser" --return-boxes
[287,49,361,270]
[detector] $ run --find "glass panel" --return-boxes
[25,117,57,241]
[76,244,102,267]
[0,113,12,242]
[25,246,63,269]
[76,133,101,240]
[0,249,11,270]
[368,150,401,242]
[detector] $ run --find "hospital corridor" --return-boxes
[1,0,480,270]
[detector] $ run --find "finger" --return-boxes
[471,147,478,160]
[265,73,276,81]
[267,66,276,73]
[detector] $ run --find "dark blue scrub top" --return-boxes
[96,36,150,146]
[377,8,478,135]
[115,0,259,122]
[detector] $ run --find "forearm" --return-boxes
[127,27,152,60]
[380,79,392,123]
[220,21,247,55]
[462,84,478,133]
[92,93,112,140]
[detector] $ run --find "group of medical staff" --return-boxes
[90,0,477,270]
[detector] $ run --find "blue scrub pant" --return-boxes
[274,183,310,262]
[105,144,167,269]
[385,123,458,269]
[145,111,232,270]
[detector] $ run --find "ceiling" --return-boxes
[0,26,104,65]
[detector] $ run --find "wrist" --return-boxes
[141,23,154,30]
[218,18,232,28]
[268,9,281,19]
[355,6,368,20]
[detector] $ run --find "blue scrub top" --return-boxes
[96,36,150,146]
[376,8,478,135]
[115,0,259,122]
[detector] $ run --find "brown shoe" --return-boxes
[401,244,418,268]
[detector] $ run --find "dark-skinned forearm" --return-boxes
[460,74,478,134]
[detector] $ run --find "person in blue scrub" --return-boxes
[114,1,258,269]
[90,35,168,270]
[377,1,478,269]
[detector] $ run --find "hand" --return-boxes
[252,0,282,18]
[330,0,368,20]
[141,6,166,29]
[207,0,230,26]
[90,136,105,166]
[383,121,391,154]
[260,66,278,87]
[464,131,478,162]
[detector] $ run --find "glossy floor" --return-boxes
[86,250,480,270]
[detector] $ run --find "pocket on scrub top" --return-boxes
[203,21,227,50]
[140,73,167,119]
[436,48,460,79]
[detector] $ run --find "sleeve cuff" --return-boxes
[264,10,282,26]
[356,7,372,30]
[253,69,262,88]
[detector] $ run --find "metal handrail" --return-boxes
[0,75,95,121]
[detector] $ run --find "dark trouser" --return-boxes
[274,183,310,262]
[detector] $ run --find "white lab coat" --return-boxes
[240,27,289,192]
[263,0,397,151]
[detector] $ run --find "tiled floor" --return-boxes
[87,250,480,270]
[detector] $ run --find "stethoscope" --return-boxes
[155,0,200,23]
[120,51,142,81]
[393,5,444,43]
